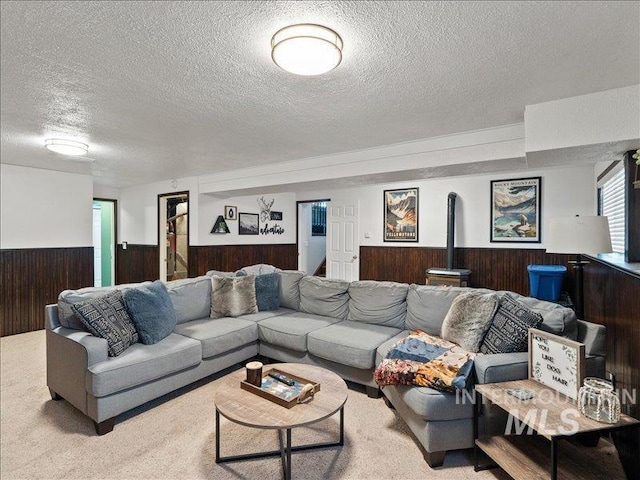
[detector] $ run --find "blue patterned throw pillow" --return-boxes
[479,293,543,354]
[255,273,280,311]
[71,290,139,357]
[123,280,176,345]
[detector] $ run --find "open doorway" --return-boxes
[158,192,189,281]
[92,199,117,287]
[297,199,329,276]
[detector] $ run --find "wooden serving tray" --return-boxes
[240,368,321,408]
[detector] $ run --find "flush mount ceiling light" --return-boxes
[271,23,343,76]
[44,138,89,156]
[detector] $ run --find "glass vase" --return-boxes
[577,377,620,424]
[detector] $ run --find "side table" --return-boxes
[474,379,639,480]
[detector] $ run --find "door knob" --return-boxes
[352,255,358,260]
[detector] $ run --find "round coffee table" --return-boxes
[214,363,348,479]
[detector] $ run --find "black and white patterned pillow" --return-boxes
[479,293,543,354]
[72,290,139,357]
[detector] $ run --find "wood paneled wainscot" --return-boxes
[360,246,574,296]
[189,244,297,277]
[0,247,93,336]
[583,256,640,478]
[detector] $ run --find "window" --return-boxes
[311,201,327,236]
[598,168,625,253]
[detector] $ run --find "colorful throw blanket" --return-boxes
[374,330,475,392]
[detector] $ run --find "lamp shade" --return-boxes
[271,24,343,76]
[546,216,612,255]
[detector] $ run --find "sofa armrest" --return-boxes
[576,319,606,357]
[474,352,529,384]
[46,326,108,414]
[49,326,109,366]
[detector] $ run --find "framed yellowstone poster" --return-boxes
[490,177,541,243]
[384,188,418,242]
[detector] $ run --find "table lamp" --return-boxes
[545,216,612,319]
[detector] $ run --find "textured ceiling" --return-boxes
[1,1,639,188]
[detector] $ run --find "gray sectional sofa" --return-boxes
[46,266,606,467]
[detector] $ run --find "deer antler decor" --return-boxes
[258,196,275,222]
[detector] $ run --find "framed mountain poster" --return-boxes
[491,176,541,243]
[384,188,418,242]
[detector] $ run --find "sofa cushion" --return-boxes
[166,276,211,324]
[277,270,305,310]
[308,320,401,369]
[384,384,474,421]
[441,292,499,353]
[255,273,280,311]
[257,312,342,352]
[210,276,258,318]
[239,264,277,276]
[480,293,543,354]
[86,333,201,397]
[205,270,236,278]
[347,281,409,328]
[499,291,578,340]
[57,283,144,331]
[299,276,350,319]
[123,281,176,345]
[239,308,294,323]
[71,290,139,357]
[406,285,470,335]
[174,317,258,358]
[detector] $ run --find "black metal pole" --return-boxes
[447,192,457,271]
[570,253,588,320]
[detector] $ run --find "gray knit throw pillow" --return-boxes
[441,292,499,353]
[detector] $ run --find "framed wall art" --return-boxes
[528,328,585,400]
[490,176,541,243]
[384,188,418,242]
[224,205,238,220]
[238,212,259,235]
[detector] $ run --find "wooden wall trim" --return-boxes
[360,246,574,296]
[115,244,159,284]
[584,256,640,477]
[584,257,639,420]
[1,247,93,336]
[189,244,298,277]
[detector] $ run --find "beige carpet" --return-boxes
[0,331,626,480]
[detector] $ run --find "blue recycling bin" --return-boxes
[527,265,567,301]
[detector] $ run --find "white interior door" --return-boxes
[326,200,359,281]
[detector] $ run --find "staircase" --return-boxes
[313,258,326,277]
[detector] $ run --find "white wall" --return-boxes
[299,165,596,250]
[198,192,296,245]
[119,176,295,246]
[0,164,93,249]
[525,85,640,152]
[118,164,595,252]
[93,184,120,200]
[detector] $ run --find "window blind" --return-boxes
[599,169,625,253]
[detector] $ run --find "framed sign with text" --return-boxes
[384,188,418,242]
[528,328,585,400]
